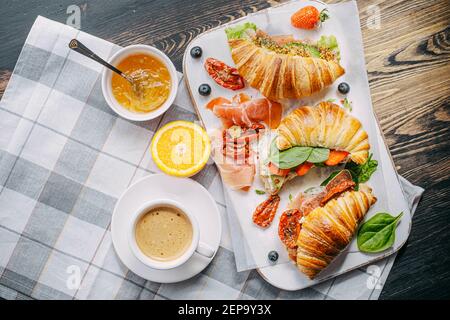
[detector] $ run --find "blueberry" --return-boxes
[198,84,211,96]
[268,250,279,262]
[338,82,350,94]
[190,46,203,59]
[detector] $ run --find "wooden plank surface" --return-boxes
[0,0,449,299]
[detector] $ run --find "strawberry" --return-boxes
[291,6,329,30]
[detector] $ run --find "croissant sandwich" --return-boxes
[225,23,345,100]
[278,170,377,279]
[260,101,370,194]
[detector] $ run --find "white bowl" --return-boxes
[101,44,178,121]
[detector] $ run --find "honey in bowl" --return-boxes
[111,53,171,113]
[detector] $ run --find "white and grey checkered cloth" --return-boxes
[0,16,423,300]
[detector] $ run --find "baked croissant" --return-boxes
[228,37,345,100]
[297,185,376,279]
[277,101,369,164]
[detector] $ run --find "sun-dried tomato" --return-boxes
[204,58,245,90]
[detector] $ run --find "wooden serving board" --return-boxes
[182,0,412,290]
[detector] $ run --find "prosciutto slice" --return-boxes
[210,129,256,191]
[288,170,356,215]
[207,94,282,129]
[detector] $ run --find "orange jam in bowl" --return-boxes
[111,53,171,113]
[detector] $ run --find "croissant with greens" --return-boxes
[225,23,345,100]
[277,101,369,164]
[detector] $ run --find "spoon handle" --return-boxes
[68,39,128,79]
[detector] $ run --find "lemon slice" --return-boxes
[151,121,211,177]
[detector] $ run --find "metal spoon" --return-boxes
[68,39,145,98]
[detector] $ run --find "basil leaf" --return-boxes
[357,212,403,253]
[269,146,312,169]
[308,148,330,163]
[255,189,266,195]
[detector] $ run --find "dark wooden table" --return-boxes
[0,0,449,299]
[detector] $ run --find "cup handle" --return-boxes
[195,242,215,258]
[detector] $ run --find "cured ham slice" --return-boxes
[288,170,356,215]
[206,94,282,129]
[210,129,257,191]
[213,160,255,191]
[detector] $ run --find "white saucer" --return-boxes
[111,174,222,283]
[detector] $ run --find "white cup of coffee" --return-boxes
[128,199,215,270]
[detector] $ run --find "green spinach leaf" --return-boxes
[358,154,378,183]
[357,212,403,253]
[344,153,378,189]
[269,146,312,169]
[308,148,330,163]
[267,138,331,169]
[318,153,379,188]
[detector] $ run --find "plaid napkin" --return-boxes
[0,16,423,300]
